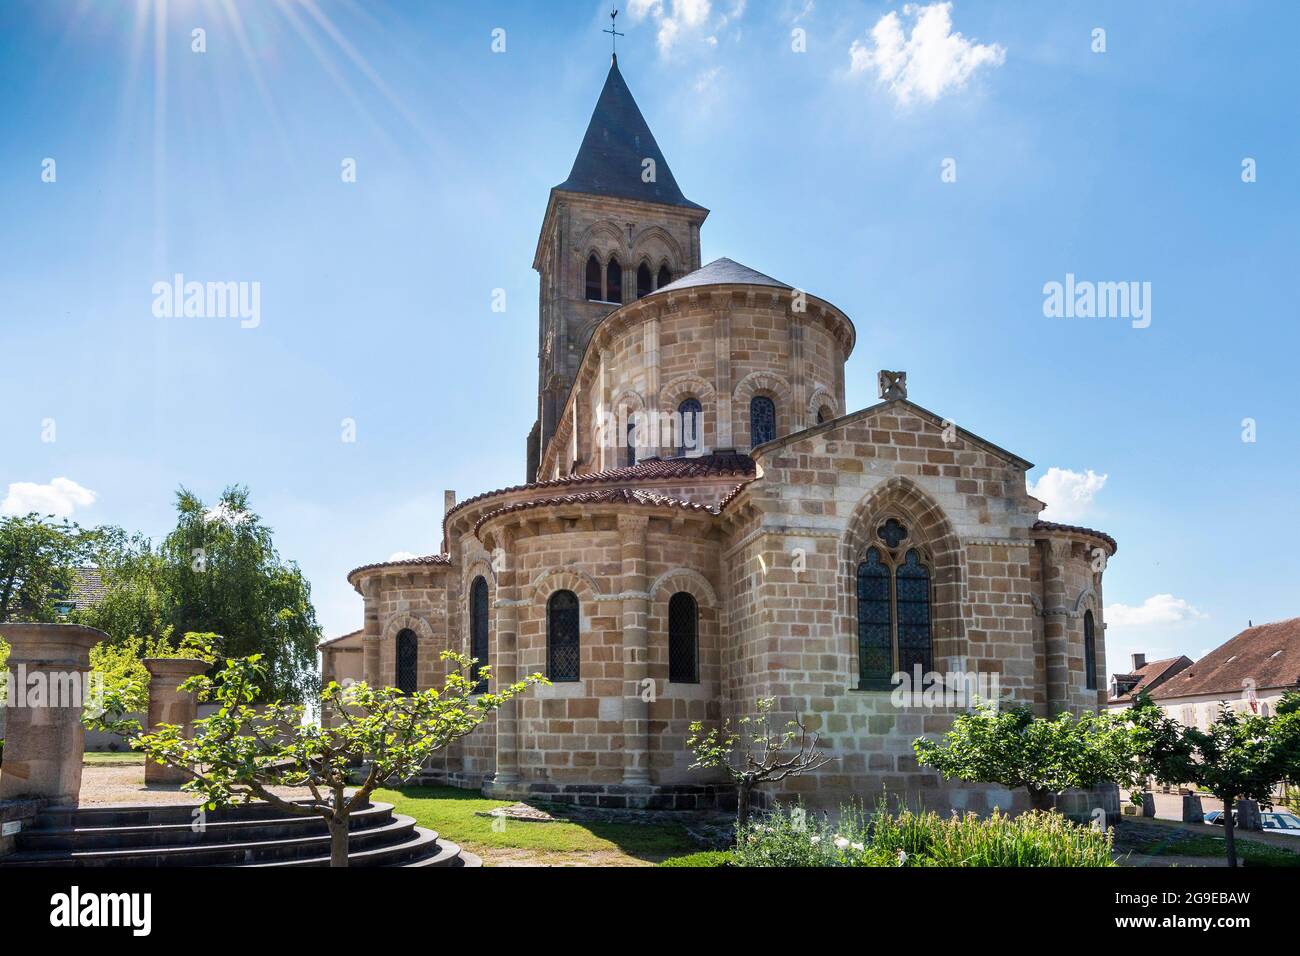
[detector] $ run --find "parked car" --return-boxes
[1261,811,1300,836]
[1201,808,1300,835]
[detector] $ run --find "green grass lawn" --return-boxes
[82,751,145,766]
[374,785,700,865]
[1131,833,1300,867]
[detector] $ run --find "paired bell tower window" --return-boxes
[606,257,623,304]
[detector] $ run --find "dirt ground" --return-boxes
[78,760,314,806]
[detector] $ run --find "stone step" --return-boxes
[17,802,394,853]
[34,798,344,830]
[244,827,460,867]
[2,813,419,867]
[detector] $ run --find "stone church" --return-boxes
[322,55,1118,814]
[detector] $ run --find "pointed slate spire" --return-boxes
[555,55,702,209]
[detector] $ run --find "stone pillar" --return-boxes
[142,658,210,786]
[714,300,733,448]
[361,578,381,686]
[1038,538,1073,715]
[0,622,105,804]
[1236,799,1262,831]
[492,529,521,786]
[619,515,652,786]
[1140,791,1156,818]
[1182,793,1204,824]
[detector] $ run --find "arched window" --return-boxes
[678,398,702,457]
[817,405,832,425]
[749,395,776,446]
[606,257,622,304]
[636,262,653,299]
[547,590,581,682]
[396,628,418,694]
[668,591,699,683]
[585,254,602,301]
[657,264,672,289]
[470,576,489,692]
[854,522,933,689]
[626,422,638,467]
[1083,609,1097,690]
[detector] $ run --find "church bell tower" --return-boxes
[527,53,708,482]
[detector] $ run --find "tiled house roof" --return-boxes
[1108,655,1193,704]
[1152,617,1300,700]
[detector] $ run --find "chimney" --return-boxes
[1131,652,1146,671]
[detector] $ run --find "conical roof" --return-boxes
[555,55,702,210]
[650,257,791,295]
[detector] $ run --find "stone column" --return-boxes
[492,529,521,786]
[714,299,734,448]
[619,515,652,786]
[1182,793,1204,824]
[1038,538,1073,716]
[0,622,105,804]
[361,578,381,686]
[142,658,210,786]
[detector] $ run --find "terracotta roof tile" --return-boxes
[347,553,451,581]
[474,487,723,538]
[1108,655,1193,703]
[445,452,756,528]
[318,629,362,649]
[1152,617,1300,699]
[1032,519,1118,555]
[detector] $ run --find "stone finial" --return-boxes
[444,489,456,513]
[878,370,907,401]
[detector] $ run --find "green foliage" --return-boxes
[730,801,1115,867]
[91,650,546,865]
[913,701,1139,805]
[688,696,832,826]
[0,513,106,622]
[658,850,734,867]
[85,631,219,717]
[77,486,322,702]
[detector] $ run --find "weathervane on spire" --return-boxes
[603,7,624,58]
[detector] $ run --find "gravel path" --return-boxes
[78,762,316,806]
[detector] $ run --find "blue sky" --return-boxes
[1,1,1296,676]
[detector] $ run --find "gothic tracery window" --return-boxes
[854,520,933,689]
[668,591,699,683]
[657,264,672,289]
[637,262,652,299]
[749,395,776,446]
[470,575,489,692]
[396,628,419,694]
[548,589,581,682]
[1083,609,1098,691]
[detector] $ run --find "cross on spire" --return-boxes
[603,7,624,57]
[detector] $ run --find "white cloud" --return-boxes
[387,551,418,562]
[204,502,252,526]
[1,477,97,518]
[849,2,1005,106]
[1028,467,1107,523]
[1105,594,1207,629]
[629,0,745,56]
[694,65,722,93]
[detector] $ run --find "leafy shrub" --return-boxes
[658,850,734,868]
[731,801,1115,867]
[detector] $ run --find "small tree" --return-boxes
[93,651,545,867]
[688,697,833,828]
[913,701,1138,812]
[1126,693,1300,867]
